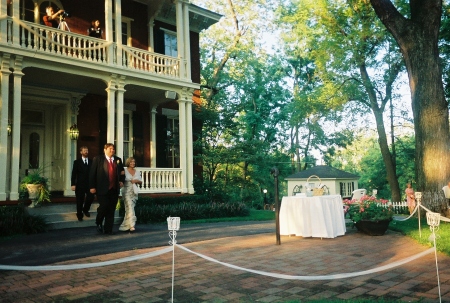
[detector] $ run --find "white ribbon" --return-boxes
[0,247,172,271]
[175,244,434,281]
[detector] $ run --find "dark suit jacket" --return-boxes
[71,158,92,191]
[89,155,125,195]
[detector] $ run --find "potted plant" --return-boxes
[20,169,51,207]
[344,195,394,236]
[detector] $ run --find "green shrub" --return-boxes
[135,201,250,223]
[0,205,48,237]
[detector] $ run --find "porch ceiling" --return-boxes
[22,67,169,104]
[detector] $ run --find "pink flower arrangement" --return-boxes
[344,195,393,223]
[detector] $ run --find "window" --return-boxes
[114,110,133,160]
[340,182,355,198]
[112,17,133,46]
[162,29,177,57]
[166,118,179,168]
[123,111,133,161]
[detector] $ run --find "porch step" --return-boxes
[27,203,122,230]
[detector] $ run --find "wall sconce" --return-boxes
[7,120,12,136]
[69,124,79,140]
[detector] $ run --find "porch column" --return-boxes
[183,88,194,194]
[150,106,157,168]
[105,0,114,64]
[11,0,19,46]
[9,58,24,200]
[183,1,191,79]
[105,76,117,143]
[0,54,11,200]
[0,0,7,42]
[175,0,186,79]
[148,17,154,52]
[115,77,126,160]
[115,0,122,66]
[178,94,187,193]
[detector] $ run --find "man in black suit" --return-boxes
[71,146,94,221]
[89,143,125,235]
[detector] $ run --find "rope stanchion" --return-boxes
[167,216,180,303]
[0,247,172,271]
[175,244,434,281]
[427,212,442,303]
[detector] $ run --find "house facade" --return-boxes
[285,165,360,199]
[0,0,221,201]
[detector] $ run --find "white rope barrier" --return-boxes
[0,246,172,271]
[393,203,419,221]
[175,244,434,281]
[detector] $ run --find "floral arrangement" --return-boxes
[343,195,393,223]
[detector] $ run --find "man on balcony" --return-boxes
[43,6,64,28]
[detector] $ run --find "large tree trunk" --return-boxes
[370,0,450,192]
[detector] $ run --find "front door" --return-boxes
[20,126,45,182]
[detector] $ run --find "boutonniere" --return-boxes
[117,159,121,164]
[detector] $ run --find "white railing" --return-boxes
[121,45,180,77]
[15,19,110,63]
[137,167,182,193]
[5,18,183,79]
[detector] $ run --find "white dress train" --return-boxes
[119,168,142,231]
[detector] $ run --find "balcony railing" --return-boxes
[7,18,183,79]
[137,167,182,193]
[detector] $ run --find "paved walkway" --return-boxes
[1,222,449,302]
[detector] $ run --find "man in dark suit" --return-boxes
[89,143,125,235]
[71,146,94,221]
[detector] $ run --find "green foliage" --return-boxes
[135,201,250,224]
[19,167,51,205]
[0,205,48,237]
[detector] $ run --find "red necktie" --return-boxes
[108,158,115,189]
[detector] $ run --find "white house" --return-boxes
[285,165,360,199]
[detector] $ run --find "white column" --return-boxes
[105,0,114,64]
[183,1,191,79]
[106,76,117,143]
[178,96,187,193]
[184,89,194,194]
[0,0,7,42]
[115,0,123,65]
[9,58,23,200]
[148,17,154,52]
[116,77,126,160]
[175,0,185,78]
[150,106,157,168]
[0,54,11,200]
[11,0,19,46]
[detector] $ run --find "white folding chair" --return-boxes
[351,189,367,200]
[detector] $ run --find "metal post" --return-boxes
[271,167,280,245]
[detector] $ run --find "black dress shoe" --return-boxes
[96,224,103,234]
[83,211,91,218]
[78,217,83,222]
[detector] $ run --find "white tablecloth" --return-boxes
[280,195,346,238]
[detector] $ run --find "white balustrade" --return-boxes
[136,167,182,193]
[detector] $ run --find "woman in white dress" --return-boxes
[119,157,142,232]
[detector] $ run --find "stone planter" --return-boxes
[355,219,391,236]
[26,184,42,208]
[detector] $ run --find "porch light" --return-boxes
[69,124,79,140]
[7,120,12,136]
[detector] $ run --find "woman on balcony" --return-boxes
[119,157,142,232]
